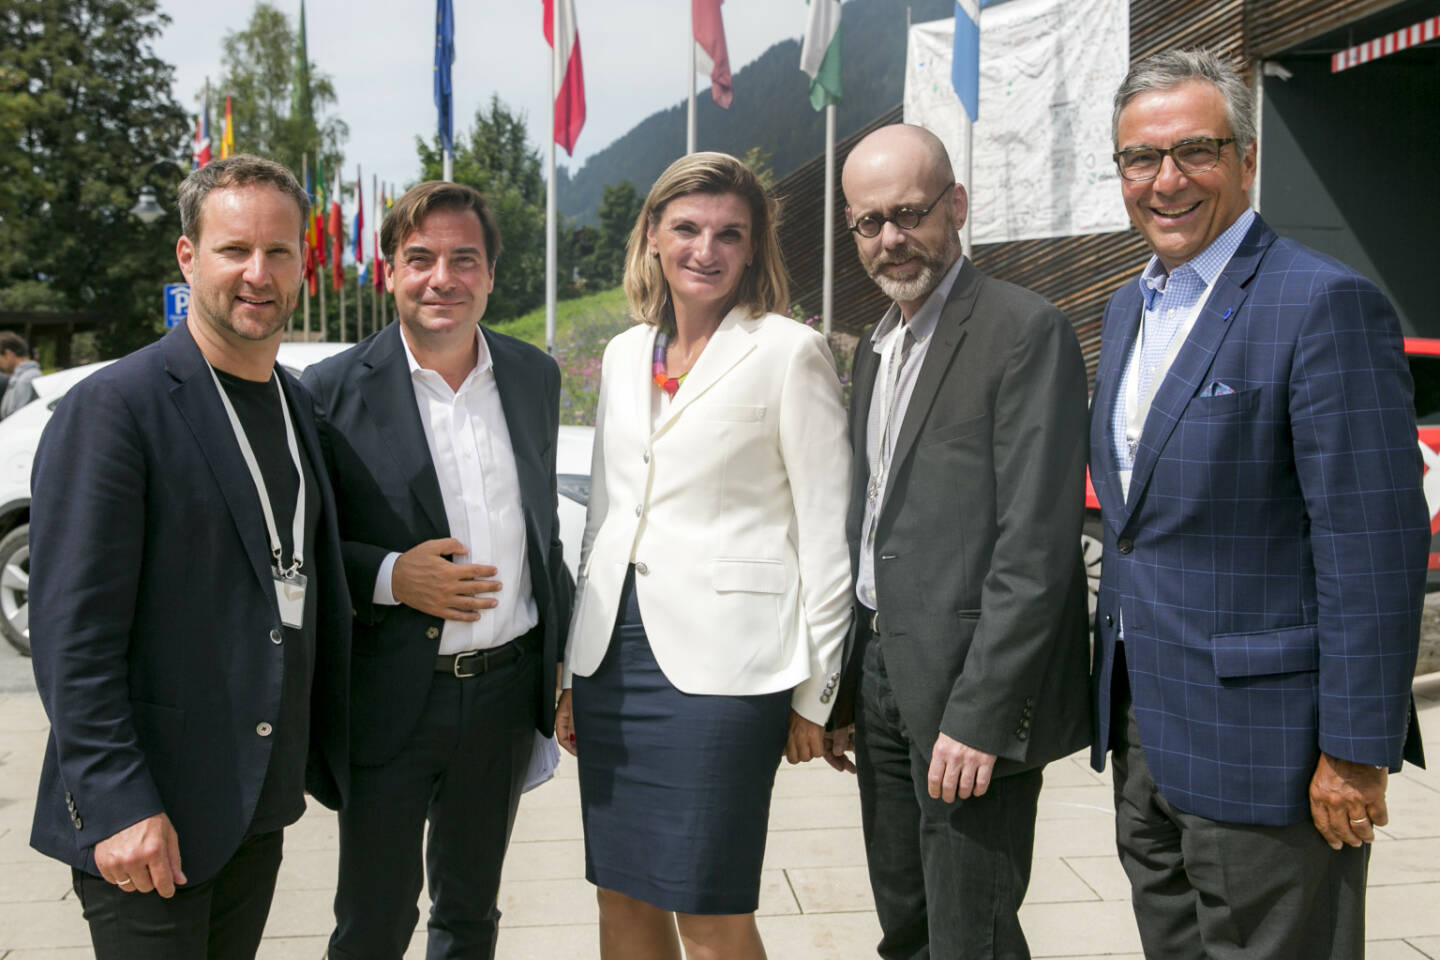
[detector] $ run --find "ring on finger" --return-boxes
[117,878,134,887]
[1349,817,1370,824]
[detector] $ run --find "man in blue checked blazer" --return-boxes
[1090,50,1428,959]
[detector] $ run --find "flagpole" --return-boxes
[371,171,379,340]
[687,4,697,154]
[545,0,558,354]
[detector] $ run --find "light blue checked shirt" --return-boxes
[1110,208,1256,474]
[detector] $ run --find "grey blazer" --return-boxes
[841,258,1092,777]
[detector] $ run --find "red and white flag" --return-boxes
[693,0,732,109]
[543,0,585,155]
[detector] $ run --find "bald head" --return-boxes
[842,124,966,317]
[843,124,956,198]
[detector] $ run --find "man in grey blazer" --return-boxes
[834,123,1091,959]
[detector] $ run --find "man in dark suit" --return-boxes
[834,123,1091,959]
[28,155,350,958]
[1089,50,1428,958]
[303,181,570,960]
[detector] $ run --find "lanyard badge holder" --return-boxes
[207,364,309,629]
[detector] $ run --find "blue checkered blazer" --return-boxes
[1089,215,1429,826]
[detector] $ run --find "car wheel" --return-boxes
[1081,514,1102,628]
[0,524,30,656]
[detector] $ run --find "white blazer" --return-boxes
[564,308,853,724]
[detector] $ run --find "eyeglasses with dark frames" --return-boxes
[1112,137,1237,182]
[846,182,955,239]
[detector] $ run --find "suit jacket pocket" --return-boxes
[694,403,766,423]
[712,557,787,594]
[1211,624,1319,678]
[918,414,987,447]
[1187,387,1259,420]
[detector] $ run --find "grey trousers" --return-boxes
[1112,698,1368,960]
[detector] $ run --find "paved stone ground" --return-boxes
[1,641,1439,957]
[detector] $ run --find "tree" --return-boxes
[416,96,547,322]
[582,180,641,289]
[213,1,346,179]
[0,0,190,356]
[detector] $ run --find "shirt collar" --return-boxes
[1137,207,1256,308]
[399,325,490,390]
[871,255,966,351]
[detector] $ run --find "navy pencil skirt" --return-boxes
[571,567,791,915]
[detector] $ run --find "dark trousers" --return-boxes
[329,646,540,960]
[1111,695,1368,959]
[72,830,282,960]
[855,637,1043,960]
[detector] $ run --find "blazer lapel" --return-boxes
[652,306,758,438]
[632,322,658,436]
[485,329,546,537]
[882,258,980,509]
[1122,219,1275,520]
[162,322,281,608]
[357,325,449,538]
[848,323,880,544]
[1093,288,1142,530]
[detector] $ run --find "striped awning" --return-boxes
[1331,15,1439,72]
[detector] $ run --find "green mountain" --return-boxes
[558,0,954,224]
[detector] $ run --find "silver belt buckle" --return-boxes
[452,650,481,678]
[870,610,881,634]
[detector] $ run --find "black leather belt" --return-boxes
[435,628,538,678]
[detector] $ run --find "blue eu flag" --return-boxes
[434,0,455,154]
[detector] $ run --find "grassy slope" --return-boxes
[488,286,629,349]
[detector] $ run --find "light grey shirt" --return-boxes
[856,255,966,610]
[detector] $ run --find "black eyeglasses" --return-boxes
[1112,137,1237,182]
[846,183,954,239]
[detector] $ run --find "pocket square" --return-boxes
[1202,380,1236,397]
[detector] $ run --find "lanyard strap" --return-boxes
[868,322,911,503]
[206,364,306,577]
[1122,272,1222,463]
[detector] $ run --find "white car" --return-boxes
[0,344,596,655]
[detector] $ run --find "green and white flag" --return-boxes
[801,0,842,110]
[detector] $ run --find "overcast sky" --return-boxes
[154,1,809,206]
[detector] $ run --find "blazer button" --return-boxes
[1104,614,1114,628]
[1016,731,1028,741]
[73,816,83,830]
[635,562,649,576]
[820,692,832,704]
[256,722,273,737]
[1116,538,1133,554]
[270,628,283,645]
[426,626,440,640]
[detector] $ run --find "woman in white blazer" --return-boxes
[555,152,852,959]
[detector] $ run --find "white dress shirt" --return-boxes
[856,255,966,610]
[373,327,538,654]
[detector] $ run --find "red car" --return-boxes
[1081,336,1440,622]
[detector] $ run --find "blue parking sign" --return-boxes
[164,283,190,329]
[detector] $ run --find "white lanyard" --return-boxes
[206,364,306,578]
[866,321,910,508]
[1122,272,1222,465]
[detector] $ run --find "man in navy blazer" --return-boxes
[1090,50,1428,958]
[28,156,350,958]
[303,181,570,960]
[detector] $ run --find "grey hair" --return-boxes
[1112,49,1256,153]
[177,154,309,244]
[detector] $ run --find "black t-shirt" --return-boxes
[214,369,319,835]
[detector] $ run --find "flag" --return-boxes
[313,153,327,267]
[304,165,318,294]
[543,0,586,155]
[801,0,842,111]
[435,0,455,154]
[354,168,364,266]
[192,92,212,169]
[329,168,343,291]
[291,0,313,127]
[693,0,733,109]
[220,96,234,159]
[952,0,998,122]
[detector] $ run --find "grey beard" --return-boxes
[871,262,945,303]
